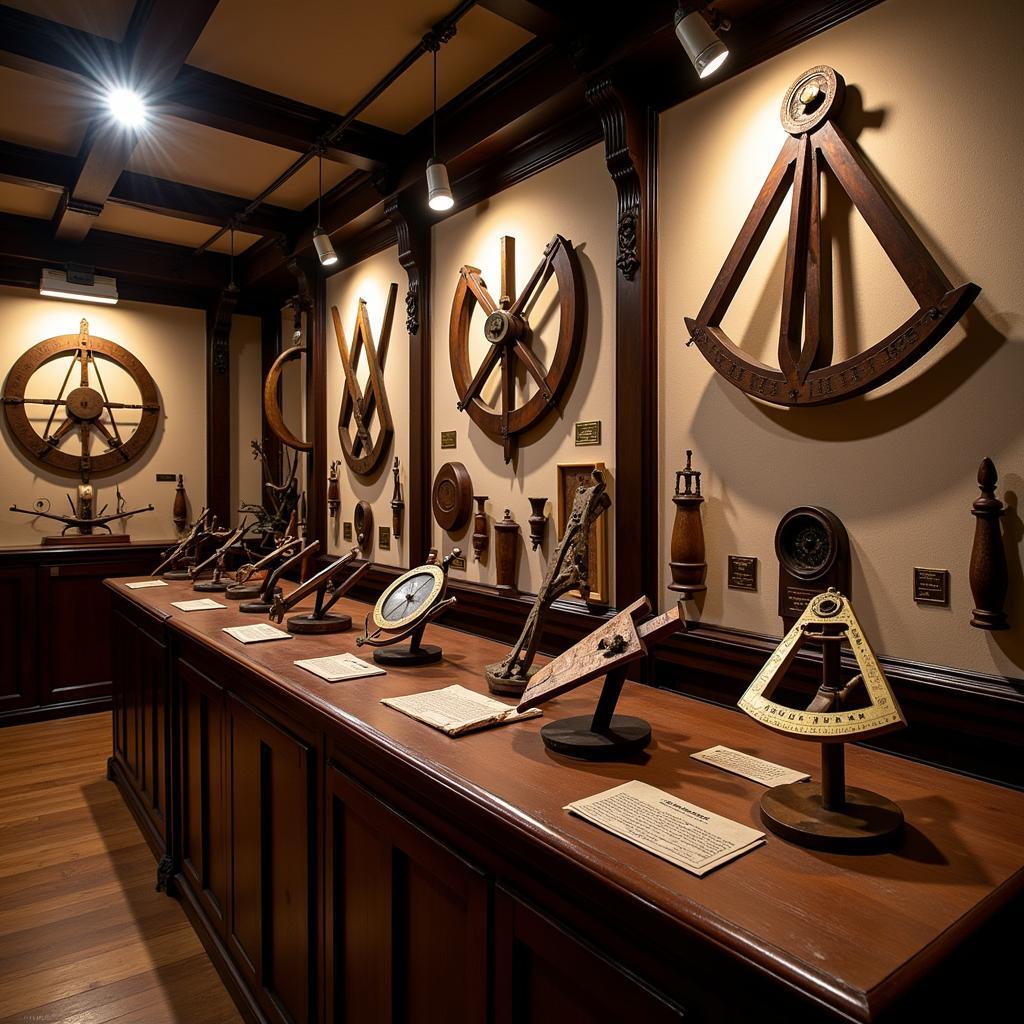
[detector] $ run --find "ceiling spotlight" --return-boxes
[106,87,147,128]
[425,45,454,212]
[313,153,338,267]
[675,4,729,79]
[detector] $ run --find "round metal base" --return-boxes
[287,612,352,635]
[759,781,904,852]
[238,599,273,614]
[163,570,191,580]
[193,579,228,592]
[225,582,277,601]
[484,663,538,697]
[540,715,652,761]
[374,643,442,667]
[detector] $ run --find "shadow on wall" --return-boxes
[995,481,1024,670]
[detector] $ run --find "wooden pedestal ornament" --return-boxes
[269,548,369,634]
[493,509,520,597]
[327,461,340,520]
[518,598,685,760]
[173,475,188,534]
[969,457,1009,630]
[668,450,706,597]
[739,590,906,851]
[528,497,548,551]
[472,496,489,561]
[390,458,404,540]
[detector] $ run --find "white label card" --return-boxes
[222,623,292,644]
[382,684,541,737]
[565,780,764,877]
[171,598,226,611]
[125,579,169,590]
[295,653,386,682]
[690,746,809,786]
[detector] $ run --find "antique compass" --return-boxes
[738,589,906,850]
[332,284,396,477]
[3,318,159,476]
[775,506,849,628]
[684,65,980,406]
[356,549,459,665]
[449,234,584,463]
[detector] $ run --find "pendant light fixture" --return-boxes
[426,45,454,212]
[675,3,729,79]
[312,151,339,267]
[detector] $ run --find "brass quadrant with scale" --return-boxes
[332,284,397,478]
[684,66,980,406]
[450,234,584,463]
[3,318,159,476]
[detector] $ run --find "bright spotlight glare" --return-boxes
[107,88,147,128]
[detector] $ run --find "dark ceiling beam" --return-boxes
[53,0,222,242]
[476,0,573,38]
[0,139,301,239]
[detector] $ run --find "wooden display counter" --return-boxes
[106,576,1024,1024]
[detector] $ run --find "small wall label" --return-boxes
[155,473,176,482]
[449,553,467,571]
[574,420,601,446]
[378,526,391,551]
[343,522,353,541]
[727,555,758,592]
[440,430,457,449]
[913,567,949,606]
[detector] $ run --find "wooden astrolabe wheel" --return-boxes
[450,233,584,463]
[2,319,159,476]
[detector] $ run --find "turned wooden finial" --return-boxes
[969,457,1008,630]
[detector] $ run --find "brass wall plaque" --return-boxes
[155,473,177,482]
[378,526,391,551]
[450,553,467,571]
[913,567,949,606]
[441,430,457,449]
[343,522,353,541]
[574,420,601,446]
[727,555,758,592]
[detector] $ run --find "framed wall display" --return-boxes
[557,461,609,605]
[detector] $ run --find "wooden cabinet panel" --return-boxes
[494,889,685,1024]
[0,567,37,712]
[326,763,489,1024]
[227,693,315,1024]
[179,658,227,930]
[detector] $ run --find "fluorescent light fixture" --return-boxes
[675,5,729,79]
[40,267,118,305]
[426,158,454,211]
[107,87,147,128]
[313,227,338,267]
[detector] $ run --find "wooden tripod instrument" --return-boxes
[269,547,369,634]
[238,540,319,614]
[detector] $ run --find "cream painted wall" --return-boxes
[658,0,1024,676]
[0,286,207,546]
[325,245,409,566]
[229,313,263,524]
[431,144,617,596]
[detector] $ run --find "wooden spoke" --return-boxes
[91,357,124,446]
[45,416,75,447]
[513,340,553,402]
[778,134,814,384]
[458,342,503,411]
[510,237,559,317]
[464,270,498,315]
[93,417,127,455]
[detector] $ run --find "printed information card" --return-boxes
[565,780,764,877]
[222,623,292,644]
[295,653,386,682]
[382,684,541,737]
[171,598,226,612]
[690,746,809,786]
[125,579,169,590]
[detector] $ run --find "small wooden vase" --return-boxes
[472,496,489,561]
[494,509,520,597]
[528,497,548,551]
[668,450,707,597]
[969,457,1009,630]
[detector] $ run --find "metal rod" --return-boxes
[192,0,477,256]
[819,632,846,810]
[590,667,628,733]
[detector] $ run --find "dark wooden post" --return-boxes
[259,307,283,502]
[303,261,328,552]
[205,284,238,527]
[586,78,658,609]
[385,192,432,565]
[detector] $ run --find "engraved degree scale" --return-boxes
[685,66,980,406]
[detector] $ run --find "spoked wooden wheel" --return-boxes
[449,233,584,463]
[2,319,159,476]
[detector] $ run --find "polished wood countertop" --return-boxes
[108,576,1024,1021]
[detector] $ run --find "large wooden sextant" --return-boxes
[684,66,979,406]
[450,234,584,463]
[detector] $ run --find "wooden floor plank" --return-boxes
[0,713,241,1024]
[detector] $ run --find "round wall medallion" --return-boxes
[432,461,473,532]
[780,65,845,135]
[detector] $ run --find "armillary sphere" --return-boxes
[2,318,159,476]
[684,66,980,406]
[450,233,584,463]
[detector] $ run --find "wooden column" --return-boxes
[259,307,283,501]
[205,285,238,527]
[586,78,658,609]
[385,193,432,565]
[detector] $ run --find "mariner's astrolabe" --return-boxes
[373,565,445,630]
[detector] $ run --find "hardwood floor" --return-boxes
[0,713,242,1024]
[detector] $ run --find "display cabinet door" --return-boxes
[325,762,490,1023]
[179,658,228,932]
[227,693,315,1024]
[0,567,38,713]
[494,888,686,1024]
